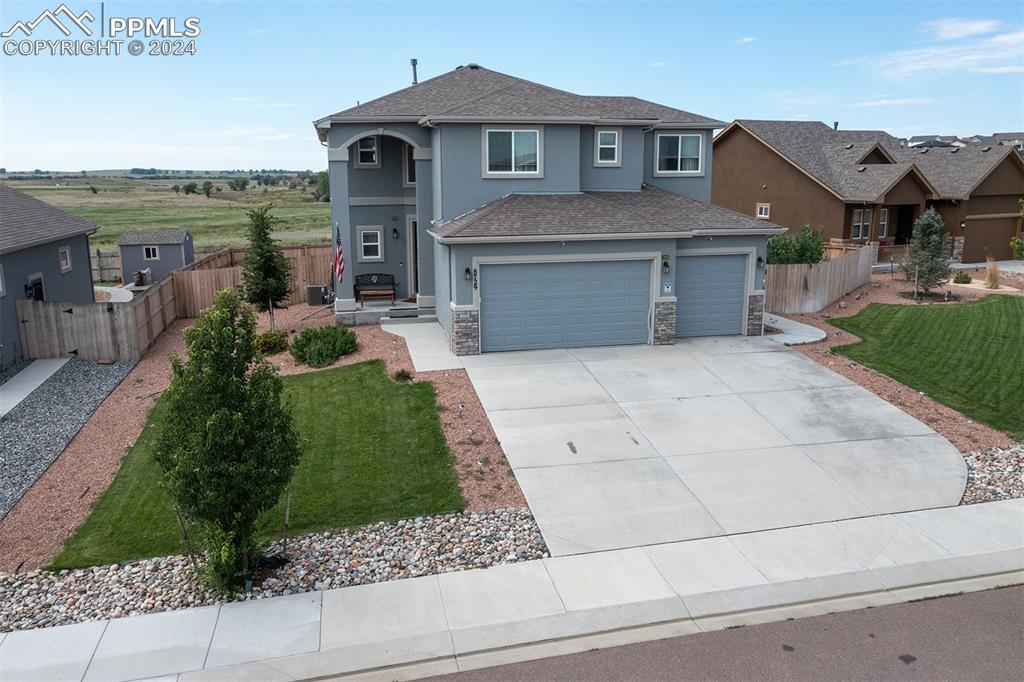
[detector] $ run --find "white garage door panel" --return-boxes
[480,260,651,352]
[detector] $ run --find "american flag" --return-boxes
[333,228,345,283]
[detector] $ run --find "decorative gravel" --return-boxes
[0,359,30,388]
[0,359,134,519]
[0,508,546,632]
[961,445,1024,505]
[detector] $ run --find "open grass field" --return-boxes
[50,361,465,569]
[10,177,331,249]
[832,295,1024,441]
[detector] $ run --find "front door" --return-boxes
[407,217,418,300]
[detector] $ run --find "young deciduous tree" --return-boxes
[901,208,951,296]
[201,181,213,197]
[171,184,181,195]
[182,182,198,195]
[240,206,292,330]
[154,289,301,592]
[766,225,828,265]
[312,170,330,202]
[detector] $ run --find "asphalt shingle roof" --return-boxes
[431,185,784,240]
[319,65,723,127]
[0,183,98,254]
[116,229,190,246]
[888,144,1021,199]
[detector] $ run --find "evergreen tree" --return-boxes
[154,290,301,592]
[901,209,951,296]
[240,206,291,330]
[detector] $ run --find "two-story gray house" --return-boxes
[315,64,783,355]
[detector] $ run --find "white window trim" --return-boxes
[851,208,872,239]
[354,136,381,169]
[143,245,160,260]
[593,127,622,167]
[402,143,416,187]
[481,125,544,178]
[0,262,5,297]
[755,203,771,219]
[654,132,704,177]
[357,226,385,263]
[58,245,72,273]
[878,208,888,238]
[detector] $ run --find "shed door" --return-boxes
[675,254,747,336]
[479,260,651,352]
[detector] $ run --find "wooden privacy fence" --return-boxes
[17,276,178,363]
[765,245,873,314]
[90,250,122,283]
[172,245,333,318]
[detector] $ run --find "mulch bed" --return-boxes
[0,305,525,573]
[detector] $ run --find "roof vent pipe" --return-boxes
[411,58,418,85]
[833,121,839,130]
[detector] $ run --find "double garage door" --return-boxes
[477,254,748,352]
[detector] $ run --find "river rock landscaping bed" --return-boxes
[961,445,1024,505]
[0,359,134,519]
[0,508,546,632]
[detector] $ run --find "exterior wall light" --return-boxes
[464,267,472,280]
[392,227,400,239]
[661,260,670,275]
[757,256,765,268]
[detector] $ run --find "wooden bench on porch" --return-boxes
[354,273,397,304]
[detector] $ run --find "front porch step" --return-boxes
[381,314,438,325]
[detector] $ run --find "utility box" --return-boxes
[307,283,327,306]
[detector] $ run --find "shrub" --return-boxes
[253,330,289,355]
[290,326,358,367]
[953,271,972,284]
[153,290,301,593]
[983,257,1000,289]
[393,369,413,382]
[1011,236,1024,260]
[767,225,828,265]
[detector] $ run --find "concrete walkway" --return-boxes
[951,259,1024,273]
[95,286,134,303]
[764,313,827,346]
[2,499,1020,681]
[383,321,463,371]
[0,358,69,419]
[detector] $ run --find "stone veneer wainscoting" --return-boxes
[654,298,676,345]
[450,307,480,355]
[746,293,765,336]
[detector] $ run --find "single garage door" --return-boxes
[962,216,1018,262]
[676,253,747,337]
[479,260,651,352]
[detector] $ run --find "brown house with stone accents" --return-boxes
[713,120,1024,262]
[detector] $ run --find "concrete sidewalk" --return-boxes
[0,359,69,419]
[2,499,1020,681]
[763,313,826,346]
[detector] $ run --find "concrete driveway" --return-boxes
[462,338,967,556]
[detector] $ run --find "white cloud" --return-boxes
[648,61,669,68]
[733,37,758,45]
[921,18,1001,41]
[840,27,1024,79]
[849,97,934,107]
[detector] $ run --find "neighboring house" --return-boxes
[712,120,1024,261]
[0,184,97,369]
[116,229,194,284]
[314,64,784,355]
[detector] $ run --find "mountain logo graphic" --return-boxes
[2,4,95,38]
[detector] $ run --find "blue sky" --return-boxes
[1,0,1022,171]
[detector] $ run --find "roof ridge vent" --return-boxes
[844,143,854,149]
[467,63,481,69]
[857,166,866,172]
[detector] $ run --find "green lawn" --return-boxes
[51,361,464,569]
[16,180,330,249]
[831,295,1024,441]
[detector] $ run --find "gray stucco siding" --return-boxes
[348,205,417,297]
[346,135,416,200]
[0,235,94,368]
[439,123,582,221]
[643,128,714,202]
[433,240,452,333]
[579,126,644,192]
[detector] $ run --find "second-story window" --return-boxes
[594,129,621,166]
[403,144,416,186]
[484,128,541,176]
[355,137,379,168]
[655,133,702,175]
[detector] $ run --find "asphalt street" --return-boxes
[428,586,1024,681]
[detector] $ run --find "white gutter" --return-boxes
[428,227,786,245]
